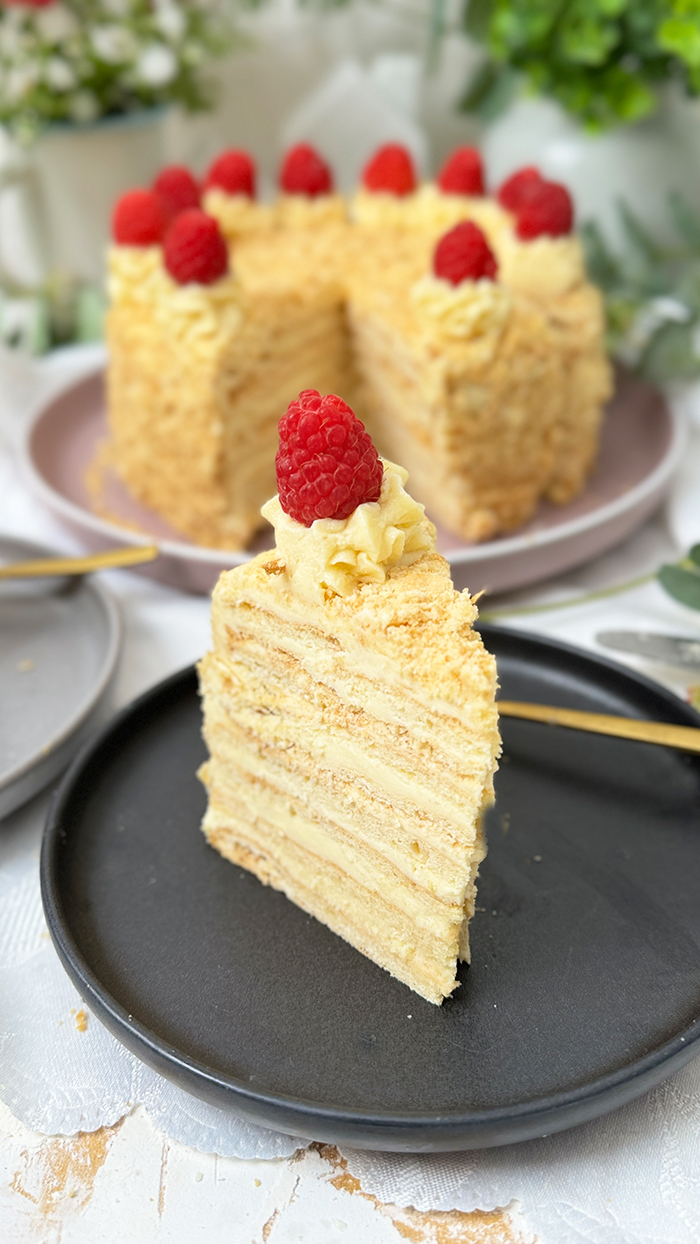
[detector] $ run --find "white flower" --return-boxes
[154,1,186,43]
[69,90,99,123]
[135,43,178,87]
[0,22,25,60]
[6,64,40,104]
[44,57,76,92]
[90,25,137,65]
[34,5,78,45]
[101,0,131,16]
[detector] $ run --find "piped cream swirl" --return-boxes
[410,275,511,340]
[261,459,435,603]
[108,245,244,357]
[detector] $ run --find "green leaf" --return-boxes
[658,17,700,68]
[640,321,700,383]
[579,220,621,288]
[459,61,520,119]
[668,190,700,249]
[658,564,700,611]
[688,544,700,568]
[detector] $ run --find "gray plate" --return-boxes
[0,535,121,819]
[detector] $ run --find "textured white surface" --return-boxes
[3,354,700,1241]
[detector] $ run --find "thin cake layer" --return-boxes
[199,548,499,1003]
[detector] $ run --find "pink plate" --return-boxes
[21,370,683,595]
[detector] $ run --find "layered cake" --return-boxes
[104,144,612,549]
[106,188,353,549]
[198,392,501,1004]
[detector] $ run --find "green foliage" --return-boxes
[0,0,239,143]
[658,562,700,610]
[580,195,700,383]
[462,0,700,129]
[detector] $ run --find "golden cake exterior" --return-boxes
[347,251,568,542]
[106,227,355,549]
[198,457,501,1004]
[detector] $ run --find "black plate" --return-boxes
[41,627,700,1152]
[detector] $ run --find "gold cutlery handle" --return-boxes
[498,700,700,754]
[0,544,159,579]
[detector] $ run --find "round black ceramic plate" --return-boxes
[41,628,700,1152]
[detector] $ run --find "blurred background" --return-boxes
[3,0,700,388]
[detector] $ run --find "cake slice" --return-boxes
[198,391,500,1004]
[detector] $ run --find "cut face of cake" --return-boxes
[348,220,569,542]
[198,392,501,1005]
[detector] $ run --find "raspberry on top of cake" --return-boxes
[275,142,347,228]
[351,142,421,228]
[198,391,500,1004]
[202,149,275,240]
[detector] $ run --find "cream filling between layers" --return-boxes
[214,596,497,740]
[203,753,478,929]
[202,676,487,870]
[261,459,435,603]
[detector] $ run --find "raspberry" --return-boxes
[497,166,544,212]
[112,189,166,246]
[437,147,485,196]
[433,221,497,285]
[163,209,229,285]
[279,144,333,197]
[516,180,573,239]
[362,144,416,196]
[204,149,256,198]
[153,165,200,222]
[276,391,383,525]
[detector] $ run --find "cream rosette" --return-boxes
[496,231,585,298]
[262,459,436,604]
[409,274,511,342]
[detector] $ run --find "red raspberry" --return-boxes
[497,166,544,212]
[437,147,485,196]
[276,391,383,525]
[516,180,573,239]
[112,189,166,246]
[153,165,200,222]
[279,144,333,197]
[204,149,256,198]
[433,221,497,285]
[362,144,416,196]
[163,209,229,285]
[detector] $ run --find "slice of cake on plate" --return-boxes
[198,391,501,1004]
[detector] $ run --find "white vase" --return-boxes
[0,108,169,288]
[482,91,700,252]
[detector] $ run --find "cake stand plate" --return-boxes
[0,535,121,819]
[21,370,682,596]
[41,628,700,1152]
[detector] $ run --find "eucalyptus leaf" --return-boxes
[657,564,700,612]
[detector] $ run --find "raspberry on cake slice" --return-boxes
[352,142,419,229]
[198,396,500,1004]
